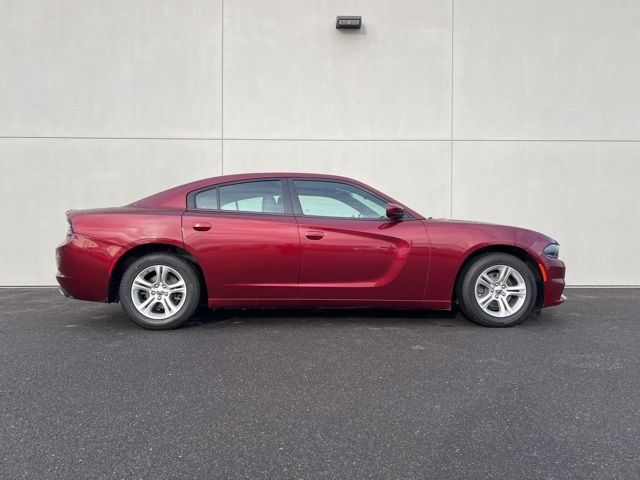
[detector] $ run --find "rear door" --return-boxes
[182,179,299,304]
[290,179,429,303]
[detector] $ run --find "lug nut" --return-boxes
[151,290,155,294]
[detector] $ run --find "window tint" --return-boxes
[194,188,218,210]
[219,180,285,214]
[293,180,388,219]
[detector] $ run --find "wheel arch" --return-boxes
[452,244,545,309]
[108,243,207,304]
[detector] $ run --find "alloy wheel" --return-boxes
[130,265,187,322]
[474,264,527,318]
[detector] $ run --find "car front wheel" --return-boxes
[457,253,537,327]
[119,253,200,329]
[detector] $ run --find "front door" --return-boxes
[290,179,429,303]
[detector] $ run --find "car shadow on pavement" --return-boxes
[182,307,469,330]
[70,296,560,332]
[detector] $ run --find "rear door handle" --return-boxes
[305,230,324,240]
[193,223,212,232]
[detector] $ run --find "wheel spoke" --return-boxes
[505,284,526,297]
[140,296,157,315]
[161,266,170,283]
[477,292,494,311]
[167,280,186,293]
[478,273,493,288]
[161,297,176,315]
[497,296,514,316]
[497,266,512,284]
[133,278,153,292]
[154,265,169,284]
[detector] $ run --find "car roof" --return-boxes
[187,172,361,186]
[130,172,423,218]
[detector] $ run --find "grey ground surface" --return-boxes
[1,288,639,480]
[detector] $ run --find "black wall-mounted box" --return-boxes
[336,16,362,29]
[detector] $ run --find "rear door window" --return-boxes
[218,180,285,214]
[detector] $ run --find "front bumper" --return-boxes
[541,259,566,307]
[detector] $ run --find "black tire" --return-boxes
[457,253,537,327]
[119,253,200,330]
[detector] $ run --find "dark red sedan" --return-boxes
[56,173,566,329]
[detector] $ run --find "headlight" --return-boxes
[543,243,560,259]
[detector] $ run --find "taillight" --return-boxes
[66,216,74,238]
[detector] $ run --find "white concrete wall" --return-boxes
[1,0,638,285]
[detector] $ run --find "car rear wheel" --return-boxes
[119,253,200,330]
[457,253,537,327]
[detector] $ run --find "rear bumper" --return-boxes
[58,285,72,298]
[56,234,125,302]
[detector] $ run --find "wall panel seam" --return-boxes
[3,137,639,142]
[450,0,455,219]
[221,0,225,175]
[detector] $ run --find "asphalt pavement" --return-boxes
[1,288,639,479]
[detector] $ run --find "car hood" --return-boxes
[425,218,557,249]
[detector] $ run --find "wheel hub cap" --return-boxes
[474,265,527,318]
[131,265,187,323]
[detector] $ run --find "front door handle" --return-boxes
[193,223,212,232]
[305,230,324,240]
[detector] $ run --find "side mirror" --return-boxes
[386,203,404,220]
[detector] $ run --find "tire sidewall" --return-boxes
[459,253,536,327]
[119,253,200,330]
